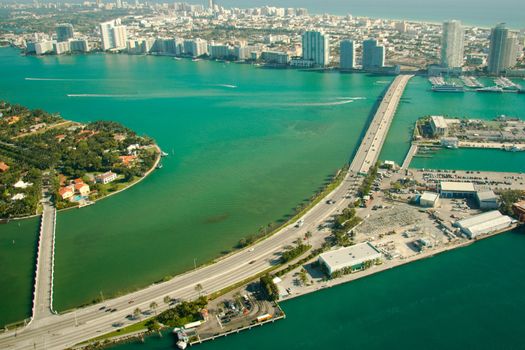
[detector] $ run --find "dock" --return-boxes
[401,144,418,170]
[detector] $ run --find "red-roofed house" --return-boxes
[74,183,90,196]
[119,155,137,167]
[0,161,9,172]
[59,186,75,200]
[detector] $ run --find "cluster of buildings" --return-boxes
[25,23,90,55]
[58,171,117,202]
[436,20,521,75]
[5,0,524,75]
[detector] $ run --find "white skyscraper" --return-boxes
[340,39,355,70]
[488,23,519,75]
[441,20,465,68]
[302,31,330,67]
[100,19,127,51]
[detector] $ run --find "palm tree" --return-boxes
[133,307,142,320]
[163,295,171,306]
[195,283,203,297]
[150,301,158,315]
[305,231,312,243]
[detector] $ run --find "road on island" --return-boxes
[0,75,413,350]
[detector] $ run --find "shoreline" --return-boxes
[281,225,520,303]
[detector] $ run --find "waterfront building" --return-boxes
[183,38,208,57]
[96,171,117,184]
[441,20,464,69]
[340,39,355,70]
[209,44,231,59]
[439,182,476,198]
[319,242,381,277]
[69,39,89,53]
[488,23,519,75]
[430,116,448,136]
[362,39,385,71]
[454,211,513,239]
[513,201,525,222]
[100,19,127,51]
[56,23,74,42]
[53,41,70,55]
[301,30,329,67]
[34,41,54,55]
[260,51,289,65]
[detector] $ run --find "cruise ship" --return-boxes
[431,84,465,93]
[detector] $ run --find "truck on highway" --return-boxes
[294,219,304,228]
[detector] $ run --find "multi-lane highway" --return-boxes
[0,75,413,350]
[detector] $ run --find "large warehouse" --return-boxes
[440,181,477,198]
[454,211,514,239]
[318,242,381,276]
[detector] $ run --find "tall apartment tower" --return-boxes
[56,23,74,42]
[441,20,464,68]
[100,19,127,51]
[302,30,330,67]
[488,23,519,75]
[362,39,385,70]
[340,39,355,70]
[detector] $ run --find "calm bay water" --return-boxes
[112,231,525,350]
[0,47,387,322]
[1,47,525,349]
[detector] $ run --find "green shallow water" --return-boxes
[0,48,388,318]
[111,230,525,350]
[0,218,39,326]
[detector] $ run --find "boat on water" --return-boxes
[431,84,465,93]
[504,146,525,152]
[161,150,169,157]
[192,58,202,62]
[477,86,503,93]
[156,163,163,169]
[173,57,182,61]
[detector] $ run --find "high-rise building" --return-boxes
[208,0,213,9]
[488,23,519,75]
[340,39,355,70]
[362,39,385,70]
[100,19,127,51]
[441,20,464,68]
[56,23,74,42]
[302,31,329,67]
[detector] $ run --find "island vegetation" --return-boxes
[0,100,159,219]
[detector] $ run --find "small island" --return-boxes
[0,101,160,219]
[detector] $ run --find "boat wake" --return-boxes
[67,94,134,98]
[211,84,238,89]
[285,99,354,107]
[26,77,94,81]
[335,97,366,100]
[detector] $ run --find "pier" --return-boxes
[30,192,57,324]
[350,74,414,175]
[401,144,418,170]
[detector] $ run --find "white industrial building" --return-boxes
[476,190,499,210]
[420,192,440,208]
[430,116,448,136]
[318,242,381,276]
[454,210,514,239]
[440,181,476,198]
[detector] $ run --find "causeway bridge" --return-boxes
[349,74,414,175]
